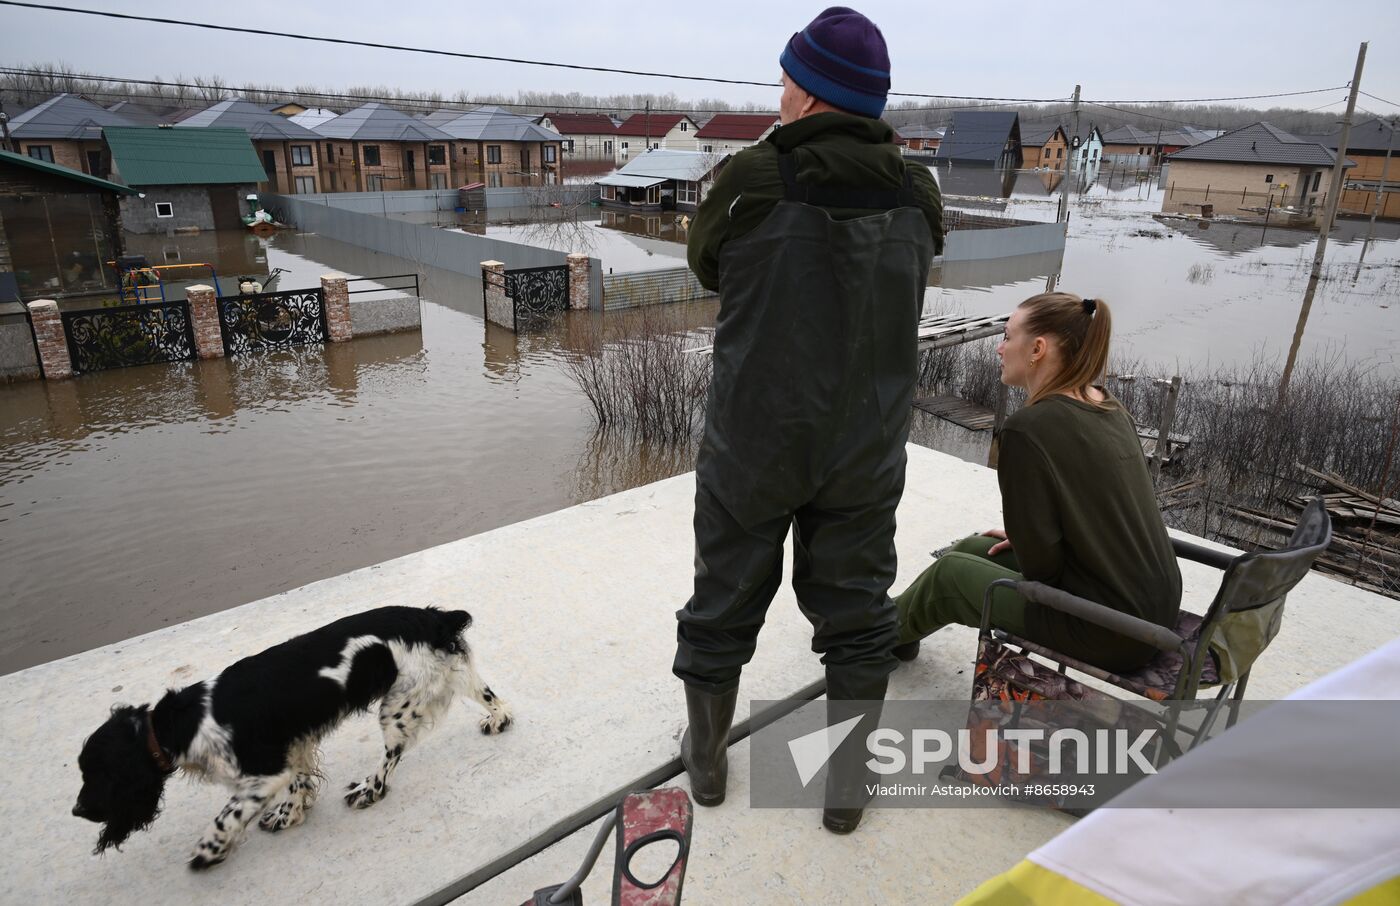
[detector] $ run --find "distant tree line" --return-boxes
[0,61,1355,136]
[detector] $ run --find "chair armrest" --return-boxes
[982,578,1185,653]
[1170,537,1237,571]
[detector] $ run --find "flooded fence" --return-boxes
[602,266,716,310]
[263,193,603,307]
[61,300,197,372]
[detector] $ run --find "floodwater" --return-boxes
[2,180,1398,674]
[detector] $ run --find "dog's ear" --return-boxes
[91,706,168,855]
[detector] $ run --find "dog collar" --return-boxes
[145,710,175,775]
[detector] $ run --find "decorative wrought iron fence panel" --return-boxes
[504,265,569,328]
[60,301,196,373]
[219,288,328,354]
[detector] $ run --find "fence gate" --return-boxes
[219,288,328,354]
[60,301,196,373]
[484,265,570,332]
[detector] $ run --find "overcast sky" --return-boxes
[2,0,1398,118]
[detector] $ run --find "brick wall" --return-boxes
[185,284,225,358]
[1163,160,1312,215]
[321,275,351,342]
[26,300,72,379]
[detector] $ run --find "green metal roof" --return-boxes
[103,126,268,186]
[0,147,139,194]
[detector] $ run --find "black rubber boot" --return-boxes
[892,640,921,662]
[680,685,738,807]
[822,671,890,834]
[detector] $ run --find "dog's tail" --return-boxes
[430,609,472,655]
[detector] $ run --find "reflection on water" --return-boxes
[3,188,1399,675]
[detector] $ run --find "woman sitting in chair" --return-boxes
[894,292,1181,673]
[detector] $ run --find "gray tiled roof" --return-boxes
[311,103,453,141]
[1019,122,1065,146]
[426,106,563,142]
[938,111,1019,163]
[1100,125,1158,145]
[1165,122,1344,167]
[1311,118,1397,153]
[176,99,321,140]
[9,93,137,140]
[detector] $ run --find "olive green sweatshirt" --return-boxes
[686,112,944,291]
[998,394,1182,671]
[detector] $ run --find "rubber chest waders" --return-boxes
[674,153,937,694]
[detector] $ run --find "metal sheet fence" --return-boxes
[602,267,717,310]
[60,302,195,373]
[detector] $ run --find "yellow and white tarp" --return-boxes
[959,636,1400,906]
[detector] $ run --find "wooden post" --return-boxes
[1151,375,1182,482]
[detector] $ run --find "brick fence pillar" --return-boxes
[481,260,513,330]
[27,300,73,380]
[185,284,225,359]
[566,252,590,311]
[321,274,352,342]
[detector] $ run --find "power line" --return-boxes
[1083,86,1348,104]
[1359,90,1400,110]
[0,2,1067,102]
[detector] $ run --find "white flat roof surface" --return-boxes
[2,445,1394,904]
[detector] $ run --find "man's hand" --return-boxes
[982,528,1012,556]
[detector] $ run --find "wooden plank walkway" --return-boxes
[913,394,997,431]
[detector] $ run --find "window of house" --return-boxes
[431,173,448,189]
[26,145,54,162]
[601,185,616,201]
[155,202,174,218]
[367,174,385,191]
[1311,171,1322,192]
[566,139,575,153]
[702,144,714,153]
[362,145,382,166]
[427,145,446,166]
[486,145,502,164]
[646,186,660,205]
[291,145,313,166]
[294,175,317,193]
[544,145,557,163]
[677,180,698,206]
[487,171,503,188]
[1265,174,1274,183]
[680,121,688,131]
[604,140,613,154]
[326,142,334,158]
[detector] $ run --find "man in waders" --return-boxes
[674,7,944,833]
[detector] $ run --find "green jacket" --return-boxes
[686,112,945,291]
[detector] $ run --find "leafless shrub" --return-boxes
[1186,263,1215,284]
[561,306,712,443]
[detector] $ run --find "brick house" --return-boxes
[1100,125,1160,165]
[612,113,700,164]
[895,124,944,155]
[7,93,137,178]
[1020,123,1069,170]
[104,126,266,233]
[423,106,565,187]
[313,103,455,191]
[1162,122,1350,220]
[540,113,618,161]
[692,114,779,154]
[0,147,137,299]
[176,99,324,194]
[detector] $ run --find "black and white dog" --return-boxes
[73,606,512,869]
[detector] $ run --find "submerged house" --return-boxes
[612,114,700,163]
[693,114,779,154]
[7,93,137,178]
[937,111,1021,168]
[895,124,944,155]
[313,103,455,191]
[103,127,266,233]
[540,113,618,160]
[1020,122,1069,170]
[176,99,323,193]
[1313,119,1399,220]
[0,147,137,299]
[597,150,730,211]
[1161,122,1349,219]
[424,106,565,186]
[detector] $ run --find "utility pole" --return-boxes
[1278,41,1366,405]
[1058,84,1081,223]
[0,99,14,154]
[644,100,651,152]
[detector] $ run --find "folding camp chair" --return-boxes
[964,497,1333,774]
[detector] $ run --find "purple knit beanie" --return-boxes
[779,7,890,119]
